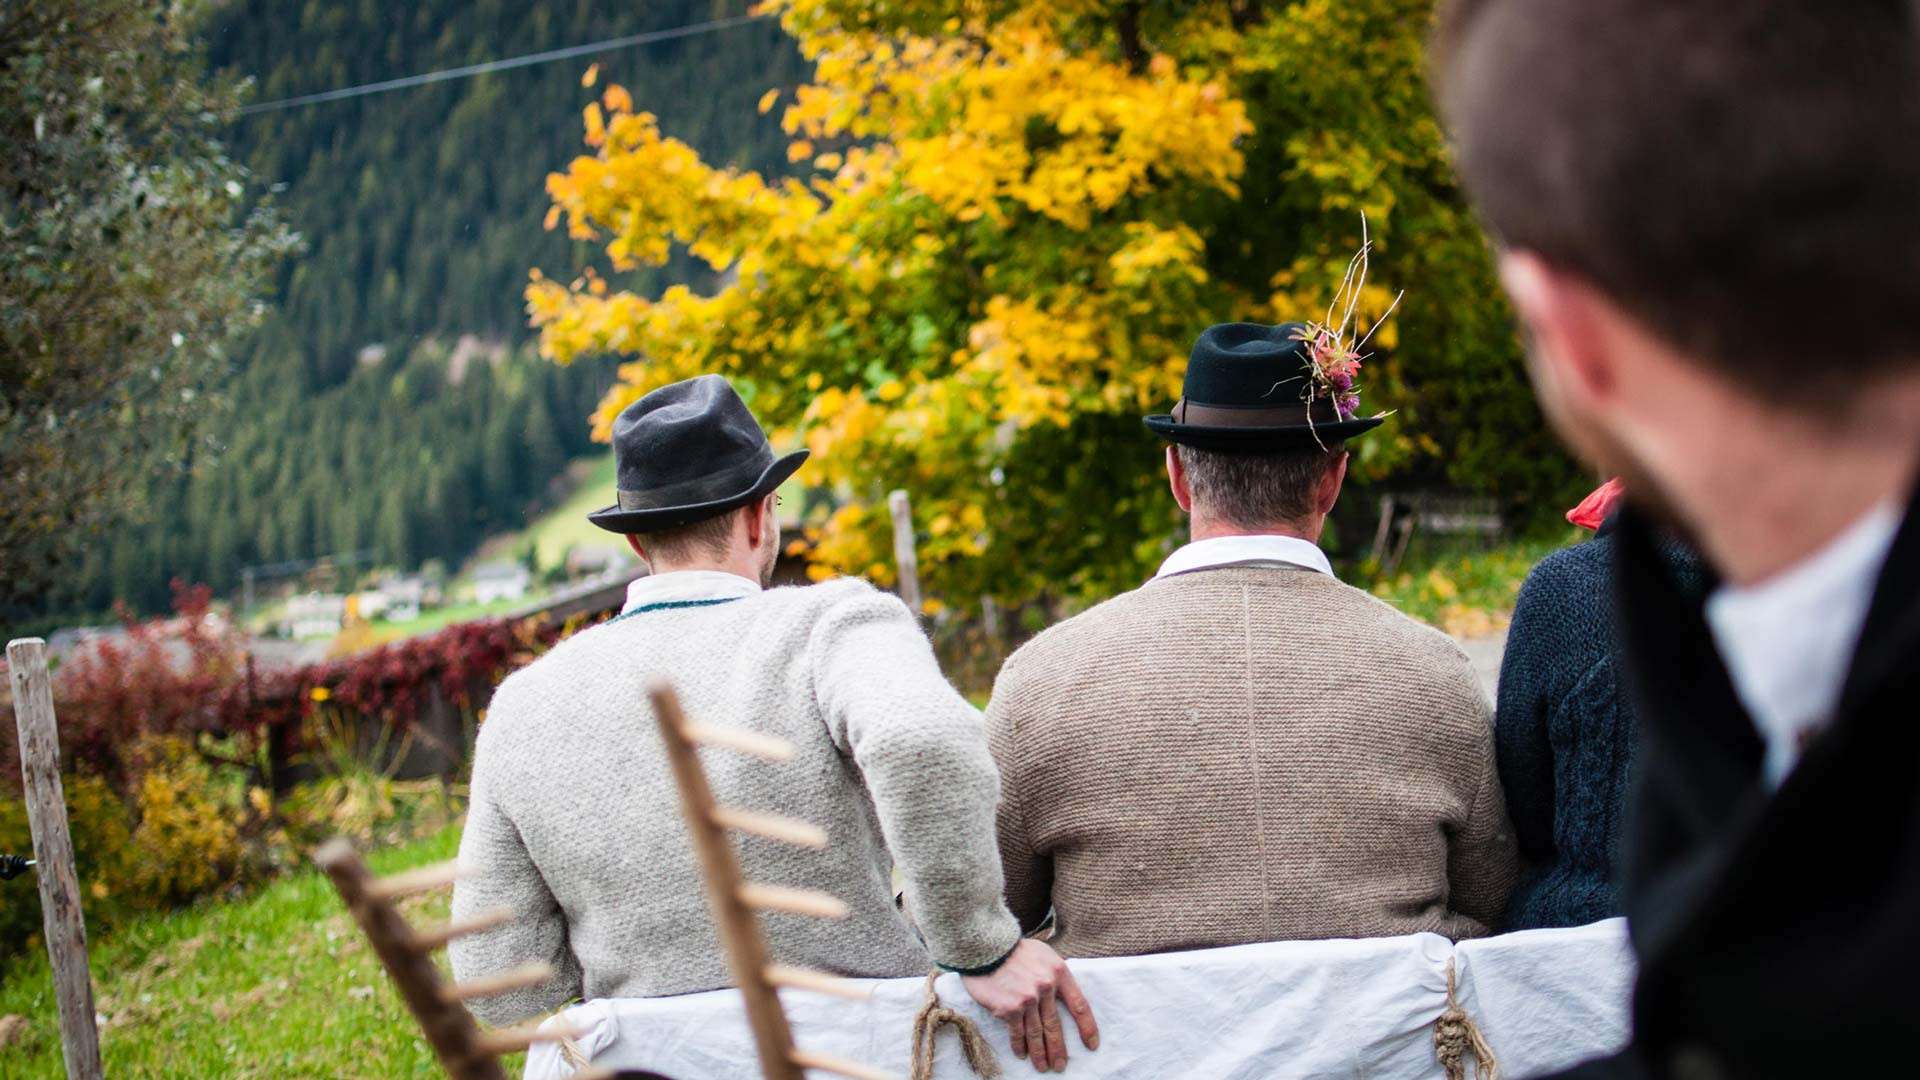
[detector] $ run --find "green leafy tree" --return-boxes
[0,0,296,617]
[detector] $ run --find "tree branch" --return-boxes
[1116,3,1149,76]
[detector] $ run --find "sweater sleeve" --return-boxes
[1448,672,1521,930]
[1496,558,1576,873]
[811,587,1022,973]
[984,654,1054,933]
[449,715,583,1025]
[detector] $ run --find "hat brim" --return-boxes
[586,449,810,535]
[1143,414,1385,452]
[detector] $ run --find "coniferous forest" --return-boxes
[45,0,802,620]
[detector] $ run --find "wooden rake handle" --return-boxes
[649,683,902,1080]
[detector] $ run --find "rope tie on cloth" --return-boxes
[559,1033,593,1075]
[1433,956,1499,1080]
[911,970,1002,1080]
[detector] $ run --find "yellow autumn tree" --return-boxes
[530,0,1576,610]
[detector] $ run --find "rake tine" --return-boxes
[765,965,872,1001]
[789,1046,901,1080]
[468,1019,585,1057]
[684,723,796,761]
[409,907,514,953]
[440,961,556,1003]
[737,883,851,920]
[712,807,829,848]
[364,858,473,901]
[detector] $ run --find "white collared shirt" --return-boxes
[621,569,761,615]
[1153,533,1334,582]
[1703,500,1902,788]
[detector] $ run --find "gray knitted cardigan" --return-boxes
[449,575,1021,1025]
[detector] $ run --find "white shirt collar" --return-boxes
[1703,500,1902,788]
[1153,534,1334,582]
[621,570,760,615]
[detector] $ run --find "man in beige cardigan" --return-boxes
[987,322,1518,958]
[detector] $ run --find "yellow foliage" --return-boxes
[127,738,243,905]
[525,0,1523,603]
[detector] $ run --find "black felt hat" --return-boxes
[1144,321,1386,452]
[587,375,808,535]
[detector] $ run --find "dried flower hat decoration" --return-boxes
[1267,213,1403,448]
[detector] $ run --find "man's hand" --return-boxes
[960,939,1099,1073]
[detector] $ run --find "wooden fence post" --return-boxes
[7,638,104,1080]
[886,489,922,616]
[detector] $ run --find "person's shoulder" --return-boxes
[1002,583,1160,673]
[1510,537,1615,641]
[754,575,924,649]
[1526,536,1614,595]
[1303,575,1487,703]
[761,574,906,620]
[491,616,623,694]
[474,628,611,749]
[1315,574,1471,653]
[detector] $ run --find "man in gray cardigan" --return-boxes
[989,323,1517,958]
[450,375,1096,1072]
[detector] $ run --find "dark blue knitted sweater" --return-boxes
[1495,531,1703,930]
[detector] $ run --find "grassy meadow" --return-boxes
[0,826,525,1080]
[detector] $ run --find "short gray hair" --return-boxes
[1176,442,1344,529]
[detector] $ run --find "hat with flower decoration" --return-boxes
[1146,218,1399,452]
[1144,321,1390,451]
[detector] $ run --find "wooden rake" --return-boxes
[649,682,899,1080]
[314,839,619,1080]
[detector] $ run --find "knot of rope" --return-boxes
[1433,956,1499,1080]
[910,970,1002,1080]
[559,1031,593,1074]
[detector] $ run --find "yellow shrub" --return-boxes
[124,738,243,907]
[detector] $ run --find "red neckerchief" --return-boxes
[1567,477,1626,530]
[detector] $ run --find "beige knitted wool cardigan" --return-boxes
[987,564,1518,958]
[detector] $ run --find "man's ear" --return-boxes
[745,495,775,547]
[1167,445,1195,514]
[625,533,648,562]
[1499,250,1617,409]
[1317,450,1349,516]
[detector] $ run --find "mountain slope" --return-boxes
[55,1,803,618]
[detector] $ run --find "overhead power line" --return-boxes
[233,13,771,117]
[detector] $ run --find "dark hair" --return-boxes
[1177,443,1343,528]
[1432,0,1920,403]
[634,505,745,564]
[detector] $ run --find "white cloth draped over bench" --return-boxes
[526,919,1634,1080]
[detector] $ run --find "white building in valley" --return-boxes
[472,561,532,605]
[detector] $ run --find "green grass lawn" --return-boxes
[367,596,539,644]
[0,825,525,1079]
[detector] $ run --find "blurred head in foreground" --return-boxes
[1432,0,1920,580]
